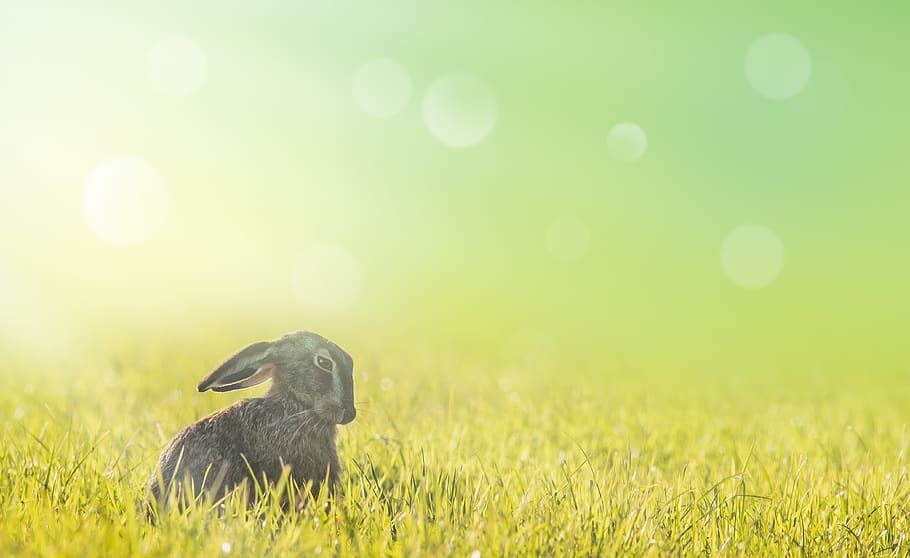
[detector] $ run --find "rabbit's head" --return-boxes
[196,331,356,424]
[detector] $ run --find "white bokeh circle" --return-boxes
[745,33,812,100]
[146,36,207,97]
[352,58,413,118]
[82,157,169,245]
[422,73,497,147]
[721,225,785,289]
[292,244,363,314]
[607,122,647,163]
[546,216,591,261]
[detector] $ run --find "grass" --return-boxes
[2,342,910,556]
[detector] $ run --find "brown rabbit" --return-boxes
[147,331,356,511]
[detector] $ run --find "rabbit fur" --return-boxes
[147,331,355,511]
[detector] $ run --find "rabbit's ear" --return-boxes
[197,341,276,392]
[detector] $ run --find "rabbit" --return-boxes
[147,330,356,512]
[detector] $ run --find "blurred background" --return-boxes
[1,1,907,378]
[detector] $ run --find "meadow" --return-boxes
[2,2,909,556]
[3,338,909,557]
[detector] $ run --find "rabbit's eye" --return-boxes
[315,355,335,372]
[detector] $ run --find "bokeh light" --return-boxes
[607,123,647,163]
[720,225,785,289]
[292,245,363,315]
[745,33,812,100]
[422,73,497,147]
[546,216,591,261]
[352,58,413,118]
[0,3,906,374]
[2,6,910,553]
[146,36,207,97]
[82,157,169,245]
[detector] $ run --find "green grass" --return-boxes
[2,345,910,556]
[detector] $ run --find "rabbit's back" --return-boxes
[148,395,339,506]
[148,401,248,503]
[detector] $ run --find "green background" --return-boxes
[1,2,907,376]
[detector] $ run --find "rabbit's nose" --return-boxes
[340,406,356,424]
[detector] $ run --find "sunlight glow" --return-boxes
[292,245,363,315]
[502,328,558,372]
[0,267,72,360]
[82,157,169,245]
[146,36,207,97]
